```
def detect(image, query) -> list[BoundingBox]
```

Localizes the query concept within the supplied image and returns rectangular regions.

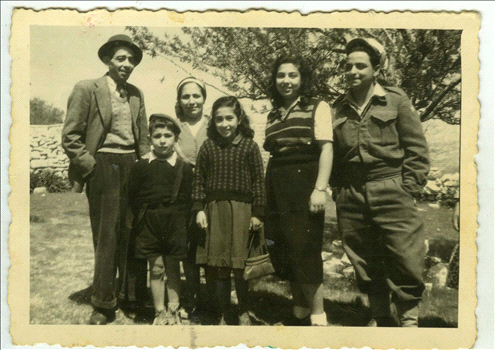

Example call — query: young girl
[192,96,266,325]
[264,55,333,326]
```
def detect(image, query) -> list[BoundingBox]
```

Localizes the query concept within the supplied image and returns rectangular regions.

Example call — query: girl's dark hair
[347,44,381,68]
[175,81,207,121]
[268,55,314,109]
[207,96,255,141]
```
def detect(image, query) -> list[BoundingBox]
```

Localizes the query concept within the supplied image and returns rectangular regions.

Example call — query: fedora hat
[98,34,143,65]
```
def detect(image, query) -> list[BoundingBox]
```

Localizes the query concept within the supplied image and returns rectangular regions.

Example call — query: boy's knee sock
[234,277,250,313]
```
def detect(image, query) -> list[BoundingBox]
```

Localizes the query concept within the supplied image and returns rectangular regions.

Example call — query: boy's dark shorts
[134,204,188,260]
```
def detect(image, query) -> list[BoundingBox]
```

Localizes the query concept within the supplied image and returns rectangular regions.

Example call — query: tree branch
[420,77,461,122]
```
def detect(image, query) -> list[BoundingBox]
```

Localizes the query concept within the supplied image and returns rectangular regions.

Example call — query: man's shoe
[367,316,398,327]
[283,313,311,326]
[89,308,115,325]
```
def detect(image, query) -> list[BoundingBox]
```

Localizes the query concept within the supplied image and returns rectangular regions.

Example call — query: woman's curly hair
[268,54,314,109]
[207,96,255,142]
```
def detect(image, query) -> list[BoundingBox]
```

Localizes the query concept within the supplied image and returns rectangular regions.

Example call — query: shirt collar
[278,97,301,117]
[344,83,387,107]
[106,74,127,92]
[269,97,301,122]
[231,133,243,145]
[147,150,177,166]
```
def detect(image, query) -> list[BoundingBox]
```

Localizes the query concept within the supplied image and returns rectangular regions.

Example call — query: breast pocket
[369,110,398,145]
[333,117,358,150]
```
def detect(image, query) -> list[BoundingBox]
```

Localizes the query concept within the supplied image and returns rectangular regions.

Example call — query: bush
[30,170,72,193]
[30,97,64,125]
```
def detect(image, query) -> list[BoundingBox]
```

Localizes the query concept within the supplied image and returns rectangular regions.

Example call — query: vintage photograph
[8,7,480,349]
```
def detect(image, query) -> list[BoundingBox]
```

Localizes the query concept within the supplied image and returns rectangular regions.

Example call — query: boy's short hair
[149,114,181,136]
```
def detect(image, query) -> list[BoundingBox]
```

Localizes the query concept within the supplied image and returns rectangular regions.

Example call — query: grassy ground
[30,192,458,326]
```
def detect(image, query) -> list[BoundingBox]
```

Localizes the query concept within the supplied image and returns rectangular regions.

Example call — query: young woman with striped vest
[264,55,333,326]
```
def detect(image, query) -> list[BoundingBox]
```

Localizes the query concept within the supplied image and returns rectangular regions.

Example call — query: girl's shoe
[153,310,179,325]
[153,310,169,325]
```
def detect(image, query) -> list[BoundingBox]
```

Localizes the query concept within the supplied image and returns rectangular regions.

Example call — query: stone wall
[30,124,69,179]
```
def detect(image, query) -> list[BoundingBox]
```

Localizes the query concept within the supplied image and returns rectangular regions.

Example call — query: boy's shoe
[238,311,252,326]
[89,308,115,325]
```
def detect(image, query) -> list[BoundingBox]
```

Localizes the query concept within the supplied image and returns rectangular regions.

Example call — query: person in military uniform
[331,38,430,327]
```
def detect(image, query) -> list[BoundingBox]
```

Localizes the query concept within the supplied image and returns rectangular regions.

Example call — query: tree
[126,27,461,124]
[30,97,64,124]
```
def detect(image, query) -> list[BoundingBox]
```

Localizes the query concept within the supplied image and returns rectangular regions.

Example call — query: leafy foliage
[127,26,461,124]
[30,169,71,193]
[30,97,64,125]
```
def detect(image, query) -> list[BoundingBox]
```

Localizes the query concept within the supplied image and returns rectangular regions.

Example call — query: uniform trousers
[86,152,147,309]
[336,175,426,314]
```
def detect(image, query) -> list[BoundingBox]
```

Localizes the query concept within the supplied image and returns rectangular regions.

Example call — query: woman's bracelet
[314,187,327,192]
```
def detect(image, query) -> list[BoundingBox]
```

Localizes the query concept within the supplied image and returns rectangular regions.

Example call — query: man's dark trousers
[86,152,147,309]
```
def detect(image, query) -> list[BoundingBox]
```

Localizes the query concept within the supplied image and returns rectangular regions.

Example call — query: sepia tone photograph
[7,6,482,349]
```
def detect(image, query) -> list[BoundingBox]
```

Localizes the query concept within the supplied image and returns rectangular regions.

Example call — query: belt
[344,167,402,183]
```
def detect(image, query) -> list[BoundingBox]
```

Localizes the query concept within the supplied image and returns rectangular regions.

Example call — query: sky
[30,25,229,119]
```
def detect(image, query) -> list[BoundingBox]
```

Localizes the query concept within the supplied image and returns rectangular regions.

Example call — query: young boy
[128,114,193,325]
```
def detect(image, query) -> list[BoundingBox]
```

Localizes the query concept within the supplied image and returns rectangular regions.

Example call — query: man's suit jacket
[62,75,150,190]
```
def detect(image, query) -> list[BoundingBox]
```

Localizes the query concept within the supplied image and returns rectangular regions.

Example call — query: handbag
[243,228,275,281]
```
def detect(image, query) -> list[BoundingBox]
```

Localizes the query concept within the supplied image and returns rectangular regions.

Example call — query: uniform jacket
[62,75,150,189]
[331,85,430,197]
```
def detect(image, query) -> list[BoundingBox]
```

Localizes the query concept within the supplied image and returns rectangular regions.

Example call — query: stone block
[427,167,444,181]
[33,187,48,194]
[424,180,441,194]
[30,160,48,169]
[321,251,333,262]
[342,266,355,279]
[323,257,345,275]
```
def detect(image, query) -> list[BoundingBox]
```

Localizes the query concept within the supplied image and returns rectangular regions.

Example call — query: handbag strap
[247,228,268,258]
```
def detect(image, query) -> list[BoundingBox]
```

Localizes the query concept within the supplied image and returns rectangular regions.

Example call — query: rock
[31,151,41,159]
[425,263,448,288]
[33,187,47,194]
[424,180,441,194]
[30,160,48,169]
[440,173,459,184]
[341,253,352,267]
[428,203,440,209]
[443,180,459,188]
[321,251,333,262]
[424,255,443,269]
[330,240,344,257]
[427,167,444,180]
[342,266,355,279]
[323,257,345,274]
[326,272,344,280]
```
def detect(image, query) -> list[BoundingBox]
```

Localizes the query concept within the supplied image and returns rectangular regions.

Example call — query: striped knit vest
[263,99,320,156]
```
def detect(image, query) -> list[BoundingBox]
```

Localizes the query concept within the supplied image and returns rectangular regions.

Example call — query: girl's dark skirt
[134,204,188,260]
[265,156,324,284]
[196,200,252,269]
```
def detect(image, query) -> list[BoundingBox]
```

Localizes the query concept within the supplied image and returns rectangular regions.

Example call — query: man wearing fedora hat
[62,34,149,324]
